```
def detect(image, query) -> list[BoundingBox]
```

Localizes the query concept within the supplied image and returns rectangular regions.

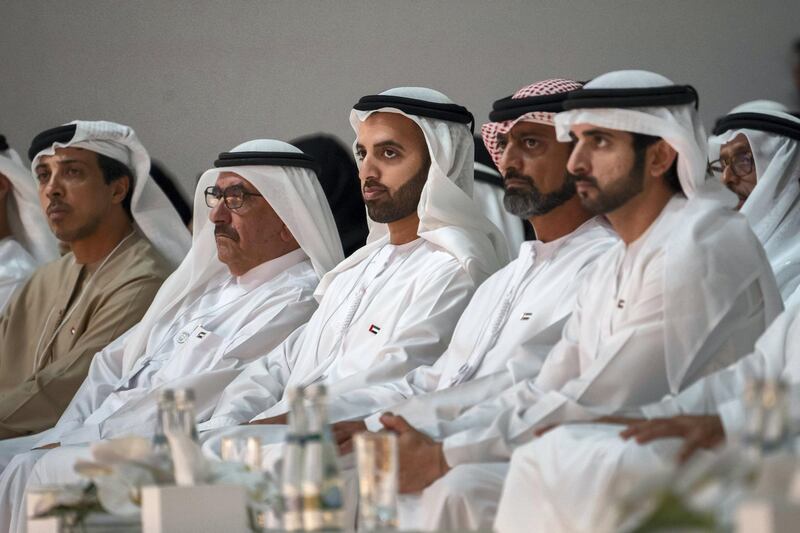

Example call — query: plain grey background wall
[2,0,799,198]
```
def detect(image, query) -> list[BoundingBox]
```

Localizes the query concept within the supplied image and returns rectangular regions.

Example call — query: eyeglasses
[707,152,754,179]
[204,185,262,211]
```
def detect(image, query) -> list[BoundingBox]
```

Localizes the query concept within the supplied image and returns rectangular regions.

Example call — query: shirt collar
[519,217,601,264]
[235,247,309,290]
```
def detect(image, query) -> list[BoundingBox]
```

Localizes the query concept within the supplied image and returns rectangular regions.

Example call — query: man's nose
[359,154,379,183]
[209,199,232,224]
[721,165,738,187]
[498,142,521,175]
[567,143,590,176]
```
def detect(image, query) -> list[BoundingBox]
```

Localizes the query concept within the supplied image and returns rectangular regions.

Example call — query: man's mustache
[46,200,71,214]
[569,174,599,187]
[503,169,534,187]
[214,225,239,242]
[363,178,388,192]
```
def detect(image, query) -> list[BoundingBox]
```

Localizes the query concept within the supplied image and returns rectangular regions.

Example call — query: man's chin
[50,225,81,243]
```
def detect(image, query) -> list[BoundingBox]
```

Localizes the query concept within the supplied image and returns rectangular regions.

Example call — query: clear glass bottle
[281,387,307,532]
[741,378,765,460]
[152,388,178,479]
[760,379,790,453]
[175,388,199,442]
[301,383,344,531]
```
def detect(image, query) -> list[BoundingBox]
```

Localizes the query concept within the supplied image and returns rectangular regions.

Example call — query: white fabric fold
[30,120,191,267]
[0,147,58,263]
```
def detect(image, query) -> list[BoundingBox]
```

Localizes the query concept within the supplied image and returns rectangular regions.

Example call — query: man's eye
[383,149,397,159]
[354,149,365,161]
[36,173,49,184]
[523,138,540,149]
[592,135,608,147]
[495,139,507,150]
[66,167,82,177]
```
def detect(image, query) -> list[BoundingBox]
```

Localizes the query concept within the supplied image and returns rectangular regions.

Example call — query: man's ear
[0,174,10,201]
[109,175,131,205]
[649,140,678,180]
[279,224,295,244]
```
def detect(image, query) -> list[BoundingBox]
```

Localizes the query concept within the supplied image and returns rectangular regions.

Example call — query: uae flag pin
[368,324,381,335]
[520,312,532,321]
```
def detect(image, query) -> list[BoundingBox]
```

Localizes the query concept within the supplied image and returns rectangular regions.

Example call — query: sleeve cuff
[641,397,682,419]
[364,413,383,432]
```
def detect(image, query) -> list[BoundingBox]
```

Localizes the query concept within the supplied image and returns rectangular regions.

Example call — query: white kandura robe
[495,297,800,533]
[399,195,781,531]
[335,218,618,430]
[198,238,478,456]
[0,238,36,312]
[0,250,319,532]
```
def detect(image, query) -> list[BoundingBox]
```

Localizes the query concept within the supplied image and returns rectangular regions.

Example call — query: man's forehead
[216,171,254,188]
[357,112,424,145]
[37,146,95,165]
[505,121,557,138]
[720,133,751,154]
[570,124,629,138]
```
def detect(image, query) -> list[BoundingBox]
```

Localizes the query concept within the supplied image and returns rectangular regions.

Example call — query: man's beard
[572,152,646,215]
[365,165,428,224]
[502,169,577,218]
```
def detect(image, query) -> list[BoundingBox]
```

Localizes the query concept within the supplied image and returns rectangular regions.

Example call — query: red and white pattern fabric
[481,79,582,167]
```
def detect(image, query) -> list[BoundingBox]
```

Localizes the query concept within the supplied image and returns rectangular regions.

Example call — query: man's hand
[33,442,60,450]
[380,413,449,494]
[331,420,367,454]
[246,413,288,425]
[619,415,725,463]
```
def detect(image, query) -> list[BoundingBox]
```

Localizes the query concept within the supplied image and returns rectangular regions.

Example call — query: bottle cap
[158,388,176,404]
[305,383,328,400]
[175,388,196,405]
[286,386,305,402]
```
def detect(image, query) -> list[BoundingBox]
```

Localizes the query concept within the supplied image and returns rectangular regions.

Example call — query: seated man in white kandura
[0,140,344,533]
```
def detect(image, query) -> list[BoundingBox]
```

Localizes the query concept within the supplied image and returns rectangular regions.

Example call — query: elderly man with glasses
[708,101,800,300]
[0,139,346,533]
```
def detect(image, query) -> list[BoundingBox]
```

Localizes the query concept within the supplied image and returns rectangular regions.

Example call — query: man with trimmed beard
[377,71,782,531]
[196,88,507,456]
[328,79,616,454]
